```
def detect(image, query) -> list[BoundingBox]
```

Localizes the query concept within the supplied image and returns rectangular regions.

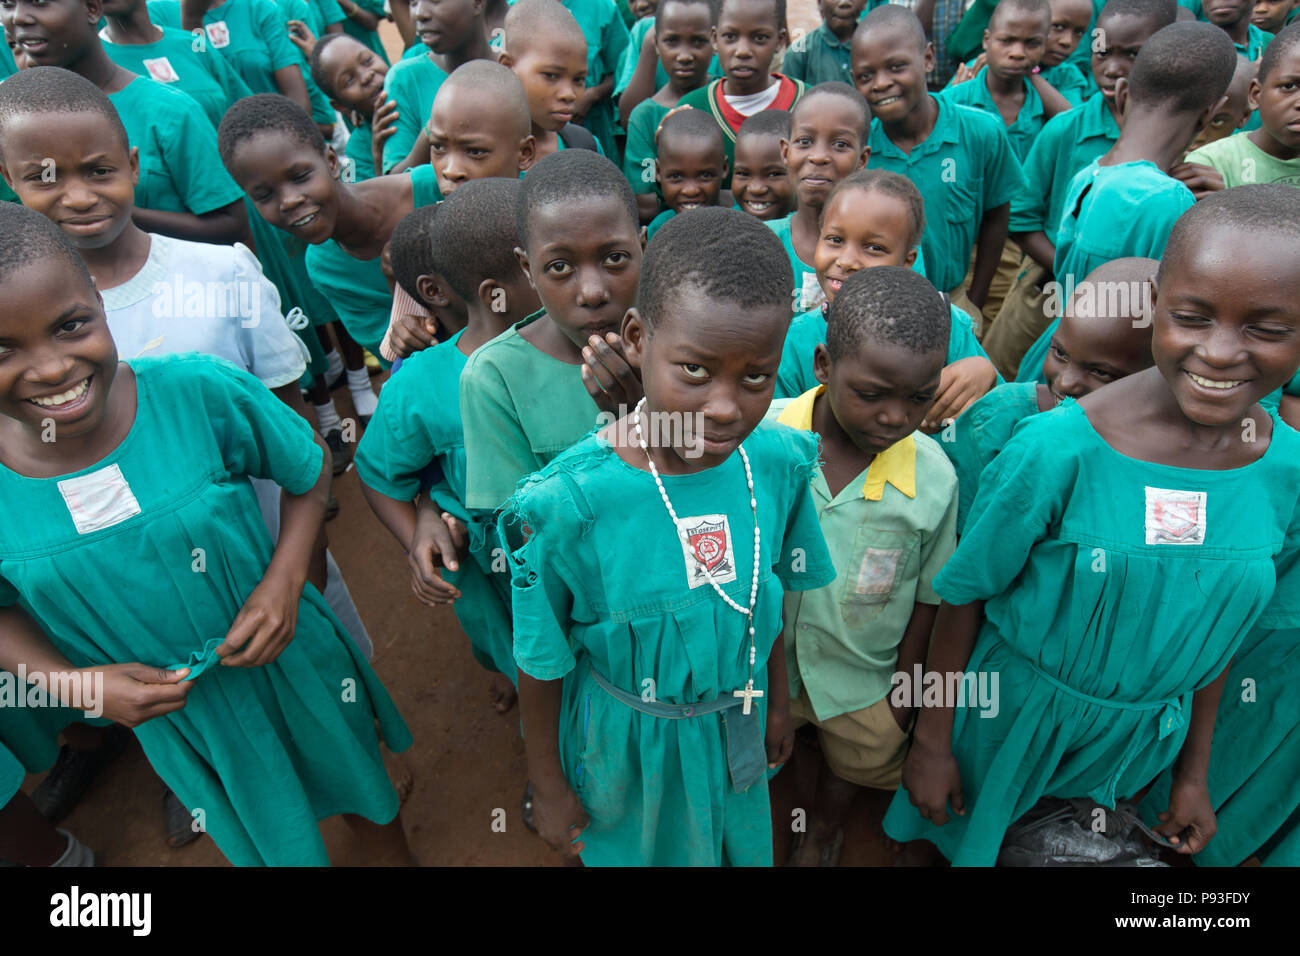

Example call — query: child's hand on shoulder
[1155,776,1217,855]
[951,54,986,86]
[371,92,399,172]
[218,571,303,668]
[765,699,794,768]
[900,734,965,825]
[581,332,644,415]
[407,505,467,606]
[923,356,997,432]
[1169,161,1226,200]
[92,664,194,727]
[287,19,316,57]
[532,780,590,857]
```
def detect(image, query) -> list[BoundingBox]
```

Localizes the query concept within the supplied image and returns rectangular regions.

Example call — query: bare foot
[382,746,414,805]
[489,674,518,714]
[788,822,844,867]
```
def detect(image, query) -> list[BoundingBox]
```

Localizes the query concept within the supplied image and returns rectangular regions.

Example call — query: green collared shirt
[939,66,1048,162]
[867,95,1027,293]
[770,388,959,721]
[781,22,853,86]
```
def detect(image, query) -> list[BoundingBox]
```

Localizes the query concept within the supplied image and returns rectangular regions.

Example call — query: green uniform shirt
[380,52,448,172]
[1053,159,1194,285]
[612,15,721,100]
[622,96,671,194]
[340,0,389,63]
[1241,23,1274,60]
[1010,91,1120,242]
[270,0,338,124]
[939,67,1047,162]
[150,0,299,95]
[0,354,411,866]
[343,119,377,181]
[771,387,957,720]
[1187,131,1300,187]
[1041,62,1088,107]
[107,76,246,216]
[562,0,631,157]
[460,310,606,511]
[883,401,1300,866]
[102,25,254,129]
[0,26,16,79]
[303,164,440,358]
[781,22,853,86]
[646,206,676,239]
[867,96,1027,294]
[502,419,835,865]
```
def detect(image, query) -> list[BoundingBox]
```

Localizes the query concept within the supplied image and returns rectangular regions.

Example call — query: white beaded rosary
[632,398,763,715]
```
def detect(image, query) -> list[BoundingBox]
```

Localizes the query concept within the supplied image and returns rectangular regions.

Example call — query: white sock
[347,367,378,418]
[315,400,341,434]
[324,348,344,382]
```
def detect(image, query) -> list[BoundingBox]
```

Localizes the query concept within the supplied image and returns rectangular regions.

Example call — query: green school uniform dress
[938,67,1047,163]
[882,401,1300,866]
[935,381,1043,534]
[344,118,377,181]
[561,0,631,158]
[1186,131,1300,187]
[150,0,298,94]
[678,75,805,184]
[1139,625,1300,867]
[303,164,441,359]
[102,25,254,129]
[0,355,412,865]
[867,96,1027,295]
[460,311,605,511]
[781,23,854,86]
[379,51,448,172]
[622,96,671,195]
[354,333,516,681]
[774,303,997,401]
[502,421,836,865]
[771,388,958,721]
[339,0,390,64]
[270,0,340,125]
[1010,91,1120,245]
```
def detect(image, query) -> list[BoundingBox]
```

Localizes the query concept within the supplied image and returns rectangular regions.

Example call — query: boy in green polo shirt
[1253,0,1299,33]
[782,0,867,86]
[985,0,1174,378]
[560,0,632,159]
[852,6,1027,328]
[1206,0,1275,57]
[771,266,957,868]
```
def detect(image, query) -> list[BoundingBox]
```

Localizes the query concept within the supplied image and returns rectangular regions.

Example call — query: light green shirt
[622,97,671,195]
[1186,131,1300,188]
[771,387,958,720]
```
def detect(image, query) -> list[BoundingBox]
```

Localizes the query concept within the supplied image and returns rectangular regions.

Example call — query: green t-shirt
[107,76,246,216]
[867,96,1027,294]
[380,51,449,172]
[1009,91,1120,243]
[1186,131,1300,187]
[1053,159,1194,286]
[460,311,606,511]
[622,96,671,195]
[645,206,676,239]
[939,67,1047,163]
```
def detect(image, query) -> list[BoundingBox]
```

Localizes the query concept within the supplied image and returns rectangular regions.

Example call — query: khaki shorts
[790,685,911,790]
[982,261,1053,380]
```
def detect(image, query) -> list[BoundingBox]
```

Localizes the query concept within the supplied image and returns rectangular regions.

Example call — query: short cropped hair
[822,168,926,250]
[1158,184,1300,283]
[793,82,872,140]
[827,266,950,361]
[438,60,531,140]
[1127,22,1236,113]
[718,0,786,32]
[0,66,128,164]
[218,93,325,169]
[516,149,638,248]
[308,32,350,95]
[656,106,725,154]
[736,108,791,142]
[989,0,1052,31]
[638,206,792,331]
[503,0,586,57]
[1097,0,1178,29]
[389,205,440,301]
[656,0,719,27]
[855,5,928,50]
[1259,21,1300,83]
[0,201,94,289]
[429,177,523,301]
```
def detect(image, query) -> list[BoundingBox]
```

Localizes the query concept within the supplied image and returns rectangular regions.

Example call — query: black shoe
[162,788,201,848]
[30,727,128,824]
[324,428,352,476]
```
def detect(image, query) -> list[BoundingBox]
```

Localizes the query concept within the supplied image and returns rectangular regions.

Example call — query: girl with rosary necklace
[503,208,835,866]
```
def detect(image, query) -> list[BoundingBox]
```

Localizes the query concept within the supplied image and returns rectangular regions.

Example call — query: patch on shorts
[1144,487,1206,546]
[855,547,903,595]
[678,514,737,589]
[58,464,142,535]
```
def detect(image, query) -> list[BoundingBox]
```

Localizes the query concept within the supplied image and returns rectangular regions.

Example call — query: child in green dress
[884,184,1300,866]
[0,203,413,866]
[644,107,727,239]
[507,207,835,865]
[357,181,540,713]
[309,31,391,181]
[730,110,794,220]
[772,266,958,868]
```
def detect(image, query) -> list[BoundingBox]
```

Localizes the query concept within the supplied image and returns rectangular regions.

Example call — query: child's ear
[904,247,918,269]
[923,41,936,75]
[1113,77,1129,117]
[621,308,647,369]
[417,273,451,308]
[1247,78,1262,113]
[517,133,538,173]
[856,143,870,170]
[129,146,140,187]
[497,50,514,69]
[779,137,790,164]
[776,27,788,53]
[513,246,539,292]
[982,29,990,51]
[477,277,503,314]
[639,225,648,248]
[813,343,832,387]
[325,144,343,181]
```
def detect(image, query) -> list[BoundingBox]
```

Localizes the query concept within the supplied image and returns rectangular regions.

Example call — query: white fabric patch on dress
[58,464,142,535]
[855,547,903,595]
[677,513,738,589]
[1144,487,1207,546]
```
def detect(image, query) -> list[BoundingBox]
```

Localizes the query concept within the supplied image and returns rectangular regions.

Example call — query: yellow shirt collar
[777,386,916,501]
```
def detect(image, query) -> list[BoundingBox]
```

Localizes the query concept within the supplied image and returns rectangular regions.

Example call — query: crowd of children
[0,0,1298,869]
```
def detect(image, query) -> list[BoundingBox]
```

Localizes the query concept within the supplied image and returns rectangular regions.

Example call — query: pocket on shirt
[839,528,918,609]
[944,176,983,226]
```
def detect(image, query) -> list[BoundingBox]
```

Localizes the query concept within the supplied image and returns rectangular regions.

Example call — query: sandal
[163,788,201,848]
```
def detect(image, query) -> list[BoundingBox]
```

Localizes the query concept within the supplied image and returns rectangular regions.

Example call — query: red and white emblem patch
[204,21,231,48]
[1145,487,1207,546]
[677,514,737,589]
[142,56,180,83]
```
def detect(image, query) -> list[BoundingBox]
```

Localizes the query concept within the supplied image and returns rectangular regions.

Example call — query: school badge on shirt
[677,514,737,589]
[204,21,231,48]
[1144,487,1207,546]
[58,464,142,535]
[142,57,180,83]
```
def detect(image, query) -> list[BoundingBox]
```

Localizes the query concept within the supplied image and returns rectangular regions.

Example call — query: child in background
[556,0,631,159]
[1188,53,1256,151]
[1206,0,1275,57]
[645,107,727,238]
[773,266,957,868]
[615,0,719,130]
[768,82,870,313]
[852,6,1026,327]
[731,109,794,219]
[782,0,866,86]
[1186,23,1300,184]
[941,257,1157,534]
[310,32,391,181]
[678,0,805,176]
[775,170,998,428]
[499,0,602,160]
[0,202,415,866]
[357,183,540,713]
[1037,0,1095,105]
[884,184,1300,867]
[507,207,835,866]
[269,0,342,137]
[1253,0,1298,33]
[989,0,1174,379]
[621,0,715,221]
[380,0,489,172]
